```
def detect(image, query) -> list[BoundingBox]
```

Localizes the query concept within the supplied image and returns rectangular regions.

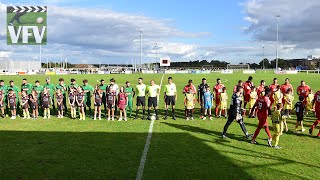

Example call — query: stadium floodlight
[275,15,280,71]
[140,31,142,68]
[262,45,265,69]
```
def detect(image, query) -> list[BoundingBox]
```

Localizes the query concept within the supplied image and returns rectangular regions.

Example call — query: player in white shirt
[108,78,119,116]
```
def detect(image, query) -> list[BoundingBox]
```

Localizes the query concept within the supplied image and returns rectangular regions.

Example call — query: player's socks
[215,107,219,116]
[252,127,262,140]
[71,110,74,118]
[89,108,92,116]
[74,109,77,118]
[83,113,86,120]
[239,119,249,136]
[155,109,158,117]
[142,109,145,119]
[47,109,51,118]
[147,109,151,117]
[172,108,175,117]
[165,109,168,117]
[135,109,139,118]
[265,127,272,139]
[44,110,47,118]
[26,111,30,119]
[23,111,26,119]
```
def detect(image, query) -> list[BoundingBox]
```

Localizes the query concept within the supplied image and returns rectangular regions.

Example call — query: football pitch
[0,72,319,179]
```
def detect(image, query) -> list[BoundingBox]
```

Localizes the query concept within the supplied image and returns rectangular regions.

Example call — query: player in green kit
[82,79,94,117]
[21,78,33,95]
[124,81,135,118]
[99,79,107,116]
[43,78,56,113]
[68,78,79,92]
[8,80,21,116]
[56,78,68,113]
[33,80,44,115]
[0,80,8,116]
[134,78,147,120]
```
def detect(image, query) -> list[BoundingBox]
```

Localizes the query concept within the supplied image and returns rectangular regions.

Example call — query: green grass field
[0,73,319,179]
[7,12,47,45]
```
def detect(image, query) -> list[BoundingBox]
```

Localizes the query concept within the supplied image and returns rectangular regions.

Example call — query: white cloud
[243,0,320,50]
[0,3,214,63]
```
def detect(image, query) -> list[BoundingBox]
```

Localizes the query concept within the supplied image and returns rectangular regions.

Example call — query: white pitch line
[136,73,164,180]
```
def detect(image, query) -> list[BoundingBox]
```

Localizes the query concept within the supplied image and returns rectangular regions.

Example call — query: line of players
[222,76,320,149]
[0,77,178,121]
[0,76,319,141]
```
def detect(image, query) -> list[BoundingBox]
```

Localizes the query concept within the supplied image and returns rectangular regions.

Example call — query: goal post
[227,64,250,70]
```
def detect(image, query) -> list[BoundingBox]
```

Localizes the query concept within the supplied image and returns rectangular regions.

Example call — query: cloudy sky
[1,0,320,64]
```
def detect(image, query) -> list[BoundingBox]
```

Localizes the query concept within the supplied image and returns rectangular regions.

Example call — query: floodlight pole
[140,31,142,69]
[275,15,280,71]
[262,45,265,69]
[155,43,158,70]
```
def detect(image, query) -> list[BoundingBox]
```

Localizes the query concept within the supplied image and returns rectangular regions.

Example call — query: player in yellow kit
[306,89,314,115]
[248,86,258,118]
[219,87,228,118]
[271,103,286,149]
[184,88,196,120]
[273,85,283,111]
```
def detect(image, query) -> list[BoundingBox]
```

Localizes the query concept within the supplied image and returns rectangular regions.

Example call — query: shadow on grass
[0,130,253,179]
[160,122,319,179]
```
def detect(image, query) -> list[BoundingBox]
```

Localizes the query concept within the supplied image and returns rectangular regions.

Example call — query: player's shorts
[219,102,227,109]
[248,102,255,109]
[165,96,175,106]
[244,94,250,103]
[204,102,212,109]
[77,103,84,107]
[107,103,115,109]
[316,112,320,120]
[257,118,269,128]
[42,103,50,109]
[0,103,3,108]
[58,105,64,111]
[186,106,194,110]
[136,96,146,106]
[215,98,221,106]
[118,104,126,110]
[22,104,28,109]
[270,97,275,105]
[148,97,158,108]
[10,106,16,110]
[296,114,304,122]
[31,103,38,110]
[94,102,102,107]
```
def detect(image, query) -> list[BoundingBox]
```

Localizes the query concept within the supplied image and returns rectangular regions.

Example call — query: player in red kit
[243,76,254,110]
[233,80,243,93]
[250,88,273,146]
[297,80,311,104]
[257,80,265,98]
[214,78,225,116]
[280,78,293,104]
[309,90,320,138]
[269,78,279,108]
